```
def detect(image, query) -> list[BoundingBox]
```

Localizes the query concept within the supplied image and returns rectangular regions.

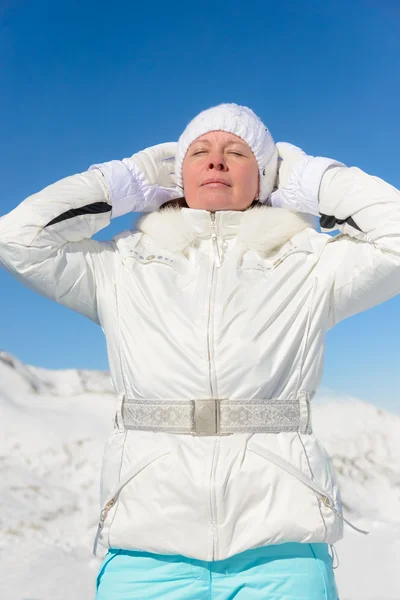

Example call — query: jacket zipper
[208,212,221,560]
[210,212,222,268]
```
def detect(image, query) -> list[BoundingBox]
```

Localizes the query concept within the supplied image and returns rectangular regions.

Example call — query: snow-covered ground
[312,392,400,599]
[0,350,399,600]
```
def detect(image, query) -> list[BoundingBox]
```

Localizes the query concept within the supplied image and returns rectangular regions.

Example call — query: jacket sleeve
[0,168,129,324]
[317,165,400,328]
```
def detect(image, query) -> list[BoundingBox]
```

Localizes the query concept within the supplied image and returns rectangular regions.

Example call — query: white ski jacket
[1,159,399,561]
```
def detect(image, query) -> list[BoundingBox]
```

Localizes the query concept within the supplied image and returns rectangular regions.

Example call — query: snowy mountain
[0,350,399,600]
[312,390,400,524]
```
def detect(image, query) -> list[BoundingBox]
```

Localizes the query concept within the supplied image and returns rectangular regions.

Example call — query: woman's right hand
[90,142,182,216]
[125,142,181,205]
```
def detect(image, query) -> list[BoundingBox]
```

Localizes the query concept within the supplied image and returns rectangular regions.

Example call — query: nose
[207,151,228,171]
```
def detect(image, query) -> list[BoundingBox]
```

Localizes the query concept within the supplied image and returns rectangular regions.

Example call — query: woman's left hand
[267,142,344,217]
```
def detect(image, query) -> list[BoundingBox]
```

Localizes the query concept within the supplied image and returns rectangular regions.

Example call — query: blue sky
[1,0,399,412]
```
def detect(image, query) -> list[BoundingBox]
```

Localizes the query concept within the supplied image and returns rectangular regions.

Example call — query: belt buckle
[192,399,220,435]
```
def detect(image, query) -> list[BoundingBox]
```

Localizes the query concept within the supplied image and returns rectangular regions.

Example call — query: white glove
[90,142,181,217]
[267,142,344,216]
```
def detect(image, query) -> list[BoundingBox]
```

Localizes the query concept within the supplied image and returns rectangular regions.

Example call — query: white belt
[121,397,309,436]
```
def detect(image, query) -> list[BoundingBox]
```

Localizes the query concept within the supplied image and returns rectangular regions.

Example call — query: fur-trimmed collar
[136,205,317,258]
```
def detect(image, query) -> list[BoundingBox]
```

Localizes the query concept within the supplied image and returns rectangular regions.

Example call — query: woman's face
[182,131,259,211]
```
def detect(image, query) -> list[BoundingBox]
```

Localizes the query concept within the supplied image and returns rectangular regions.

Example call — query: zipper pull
[93,497,116,556]
[320,495,369,536]
[210,213,222,268]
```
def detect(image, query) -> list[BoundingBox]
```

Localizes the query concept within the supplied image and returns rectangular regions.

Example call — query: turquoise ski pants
[96,542,339,599]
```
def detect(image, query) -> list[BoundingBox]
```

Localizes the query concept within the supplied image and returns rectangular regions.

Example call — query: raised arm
[318,165,400,327]
[0,143,178,323]
[269,142,400,328]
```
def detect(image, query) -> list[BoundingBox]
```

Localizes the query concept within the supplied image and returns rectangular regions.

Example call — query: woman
[1,103,399,599]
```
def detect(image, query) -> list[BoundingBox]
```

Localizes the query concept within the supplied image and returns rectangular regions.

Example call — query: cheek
[236,165,259,192]
[182,162,189,185]
[182,162,197,191]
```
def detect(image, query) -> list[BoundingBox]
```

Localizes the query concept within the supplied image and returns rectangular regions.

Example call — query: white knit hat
[175,103,278,201]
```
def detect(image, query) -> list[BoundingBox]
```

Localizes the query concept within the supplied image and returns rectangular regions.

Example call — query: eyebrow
[192,139,248,148]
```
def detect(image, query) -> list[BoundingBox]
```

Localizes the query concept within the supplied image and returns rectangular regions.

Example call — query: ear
[254,172,261,200]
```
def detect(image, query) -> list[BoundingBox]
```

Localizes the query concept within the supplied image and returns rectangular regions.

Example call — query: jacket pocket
[247,435,368,540]
[248,439,335,507]
[246,435,335,541]
[94,433,172,555]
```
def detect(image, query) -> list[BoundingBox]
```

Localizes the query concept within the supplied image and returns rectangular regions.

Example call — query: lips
[201,178,231,186]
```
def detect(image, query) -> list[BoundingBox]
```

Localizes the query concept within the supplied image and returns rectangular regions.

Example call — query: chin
[187,193,251,212]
